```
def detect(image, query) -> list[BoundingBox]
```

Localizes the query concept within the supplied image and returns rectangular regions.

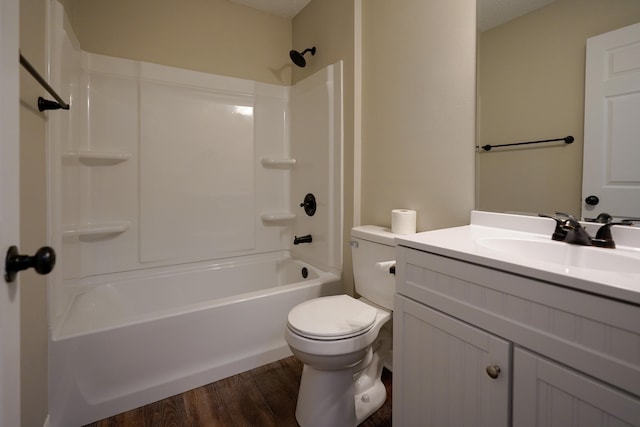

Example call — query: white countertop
[395,211,640,305]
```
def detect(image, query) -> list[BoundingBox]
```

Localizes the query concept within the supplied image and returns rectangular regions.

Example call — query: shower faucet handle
[300,193,316,216]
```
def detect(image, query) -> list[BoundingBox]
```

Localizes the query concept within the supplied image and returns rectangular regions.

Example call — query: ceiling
[477,0,556,31]
[228,0,557,31]
[228,0,312,18]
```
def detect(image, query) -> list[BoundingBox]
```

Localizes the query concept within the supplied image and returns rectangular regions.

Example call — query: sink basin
[477,237,640,274]
[395,211,640,303]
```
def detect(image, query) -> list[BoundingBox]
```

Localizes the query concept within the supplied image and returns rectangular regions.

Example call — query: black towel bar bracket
[478,135,573,152]
[19,52,70,111]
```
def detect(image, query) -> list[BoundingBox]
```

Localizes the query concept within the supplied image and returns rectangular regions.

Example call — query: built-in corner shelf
[260,157,296,169]
[63,150,131,166]
[260,212,296,223]
[62,221,130,239]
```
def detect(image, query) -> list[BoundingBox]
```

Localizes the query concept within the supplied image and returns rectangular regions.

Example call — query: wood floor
[85,356,392,427]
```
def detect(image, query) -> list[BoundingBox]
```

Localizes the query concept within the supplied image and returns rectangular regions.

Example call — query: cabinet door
[393,295,511,427]
[514,347,640,427]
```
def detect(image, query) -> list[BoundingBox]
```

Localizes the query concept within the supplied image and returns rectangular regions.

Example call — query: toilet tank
[351,226,399,310]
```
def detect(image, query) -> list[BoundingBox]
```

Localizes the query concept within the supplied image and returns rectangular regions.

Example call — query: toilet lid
[287,295,378,340]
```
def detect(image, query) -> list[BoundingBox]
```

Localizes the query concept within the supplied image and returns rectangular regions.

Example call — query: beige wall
[25,3,476,421]
[19,0,49,425]
[477,0,640,217]
[361,0,476,232]
[64,0,292,85]
[292,0,356,293]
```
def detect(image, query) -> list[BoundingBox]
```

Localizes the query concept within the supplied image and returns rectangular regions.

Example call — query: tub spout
[294,235,312,245]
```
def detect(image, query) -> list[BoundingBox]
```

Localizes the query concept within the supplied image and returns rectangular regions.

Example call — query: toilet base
[295,367,388,427]
[296,322,392,427]
[295,365,357,427]
[354,342,388,422]
[295,345,388,427]
[355,378,386,423]
[295,366,388,427]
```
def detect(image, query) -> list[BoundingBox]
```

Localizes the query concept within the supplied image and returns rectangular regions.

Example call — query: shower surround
[46,2,343,425]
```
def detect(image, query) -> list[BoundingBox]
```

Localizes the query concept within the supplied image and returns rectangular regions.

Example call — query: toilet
[285,225,398,427]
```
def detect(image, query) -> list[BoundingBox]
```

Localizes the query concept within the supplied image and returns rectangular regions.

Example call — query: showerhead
[289,47,316,68]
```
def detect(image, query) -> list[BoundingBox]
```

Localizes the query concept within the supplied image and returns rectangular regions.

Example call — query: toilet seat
[287,295,378,340]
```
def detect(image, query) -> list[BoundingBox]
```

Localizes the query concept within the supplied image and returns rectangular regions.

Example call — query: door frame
[0,0,22,425]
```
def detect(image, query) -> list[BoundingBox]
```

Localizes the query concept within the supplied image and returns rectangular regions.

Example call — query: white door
[582,23,640,220]
[0,0,21,426]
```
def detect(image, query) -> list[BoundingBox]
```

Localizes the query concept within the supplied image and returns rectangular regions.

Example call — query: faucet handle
[595,212,613,224]
[592,221,634,249]
[554,212,583,228]
[539,213,568,241]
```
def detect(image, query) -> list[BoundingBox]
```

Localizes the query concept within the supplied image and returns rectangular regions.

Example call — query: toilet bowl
[285,226,399,427]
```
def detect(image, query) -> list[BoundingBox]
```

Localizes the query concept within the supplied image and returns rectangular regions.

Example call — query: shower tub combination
[49,253,342,427]
[46,3,344,426]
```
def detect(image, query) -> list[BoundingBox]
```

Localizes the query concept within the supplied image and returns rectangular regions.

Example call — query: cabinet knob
[486,365,501,379]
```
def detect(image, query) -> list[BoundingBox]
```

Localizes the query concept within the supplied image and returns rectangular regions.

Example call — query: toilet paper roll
[391,209,417,234]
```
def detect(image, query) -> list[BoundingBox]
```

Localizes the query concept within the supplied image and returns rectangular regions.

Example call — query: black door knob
[5,246,56,283]
[585,195,600,206]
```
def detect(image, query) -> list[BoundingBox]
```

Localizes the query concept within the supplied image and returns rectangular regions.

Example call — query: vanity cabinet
[393,245,640,427]
[513,348,640,427]
[394,295,510,426]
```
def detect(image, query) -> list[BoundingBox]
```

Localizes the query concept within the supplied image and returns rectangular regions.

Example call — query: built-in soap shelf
[63,150,131,166]
[260,157,296,169]
[62,221,130,239]
[260,212,296,223]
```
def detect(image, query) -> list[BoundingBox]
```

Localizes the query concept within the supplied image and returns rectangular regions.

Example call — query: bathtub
[48,252,342,427]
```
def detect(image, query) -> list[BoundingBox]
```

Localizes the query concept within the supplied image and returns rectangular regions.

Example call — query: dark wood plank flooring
[85,356,392,427]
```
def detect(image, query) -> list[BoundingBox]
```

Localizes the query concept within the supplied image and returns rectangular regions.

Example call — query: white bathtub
[48,252,342,427]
